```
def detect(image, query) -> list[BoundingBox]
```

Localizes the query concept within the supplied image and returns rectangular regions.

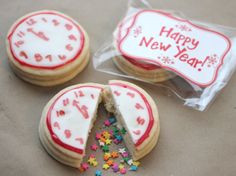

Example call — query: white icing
[109,83,150,144]
[49,86,102,151]
[9,12,84,68]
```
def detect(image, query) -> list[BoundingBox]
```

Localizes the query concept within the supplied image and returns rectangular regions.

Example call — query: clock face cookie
[39,81,160,168]
[6,10,90,86]
[113,12,175,82]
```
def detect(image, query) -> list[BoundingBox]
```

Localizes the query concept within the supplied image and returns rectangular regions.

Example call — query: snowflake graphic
[133,26,142,38]
[207,54,218,67]
[162,56,170,64]
[160,56,175,65]
[175,24,192,32]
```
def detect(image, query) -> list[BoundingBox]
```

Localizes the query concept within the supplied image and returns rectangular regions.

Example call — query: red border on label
[118,10,232,87]
[46,85,103,154]
[109,82,154,147]
[7,11,85,70]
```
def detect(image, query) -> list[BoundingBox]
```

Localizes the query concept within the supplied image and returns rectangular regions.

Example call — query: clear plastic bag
[93,0,236,111]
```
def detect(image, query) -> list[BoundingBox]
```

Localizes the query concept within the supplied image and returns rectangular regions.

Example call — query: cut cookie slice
[6,10,89,86]
[39,83,104,168]
[103,80,160,160]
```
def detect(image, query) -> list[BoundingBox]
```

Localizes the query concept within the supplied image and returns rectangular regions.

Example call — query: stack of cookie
[6,10,90,86]
[113,12,175,82]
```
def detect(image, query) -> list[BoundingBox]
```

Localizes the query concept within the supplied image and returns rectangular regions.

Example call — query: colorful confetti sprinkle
[111,151,119,158]
[120,167,127,174]
[82,114,141,175]
[81,163,89,170]
[112,163,119,172]
[90,144,99,151]
[129,165,138,171]
[102,163,110,170]
[102,145,109,152]
[103,152,111,161]
[95,170,102,176]
[106,159,114,166]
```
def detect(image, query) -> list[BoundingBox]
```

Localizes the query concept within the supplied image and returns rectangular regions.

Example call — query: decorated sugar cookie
[6,10,90,86]
[39,81,159,168]
[113,13,175,82]
[103,80,160,160]
[39,83,104,167]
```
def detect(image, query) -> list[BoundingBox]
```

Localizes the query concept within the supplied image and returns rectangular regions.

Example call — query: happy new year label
[118,10,231,87]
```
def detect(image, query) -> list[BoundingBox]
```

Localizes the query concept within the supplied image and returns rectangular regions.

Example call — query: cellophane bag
[93,0,236,111]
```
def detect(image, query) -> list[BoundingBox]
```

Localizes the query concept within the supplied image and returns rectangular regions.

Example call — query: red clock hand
[72,100,89,119]
[27,28,49,41]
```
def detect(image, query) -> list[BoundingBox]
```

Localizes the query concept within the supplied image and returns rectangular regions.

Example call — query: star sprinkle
[103,153,111,161]
[127,159,133,166]
[88,157,98,167]
[95,133,101,140]
[118,148,126,154]
[102,145,109,152]
[132,161,141,167]
[106,159,114,166]
[112,127,119,135]
[92,161,98,167]
[123,157,129,163]
[120,127,127,135]
[88,157,96,165]
[100,137,106,143]
[104,120,111,127]
[102,163,110,170]
[95,170,102,176]
[112,163,119,173]
[120,168,127,174]
[90,144,98,151]
[121,152,129,158]
[111,151,119,158]
[115,135,123,142]
[80,163,89,171]
[102,131,111,139]
[105,139,112,145]
[108,116,117,124]
[99,141,105,147]
[79,167,85,173]
[129,165,138,171]
[119,164,125,169]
